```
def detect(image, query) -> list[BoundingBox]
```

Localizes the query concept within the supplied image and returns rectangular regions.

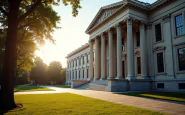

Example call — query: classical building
[66,0,185,92]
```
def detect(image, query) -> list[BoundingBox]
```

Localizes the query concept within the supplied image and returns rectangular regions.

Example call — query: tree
[0,0,81,110]
[60,68,66,84]
[47,61,62,85]
[30,57,47,85]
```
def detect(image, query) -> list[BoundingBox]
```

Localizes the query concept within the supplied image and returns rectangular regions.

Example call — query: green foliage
[6,93,167,115]
[61,68,66,84]
[30,57,48,84]
[47,61,62,84]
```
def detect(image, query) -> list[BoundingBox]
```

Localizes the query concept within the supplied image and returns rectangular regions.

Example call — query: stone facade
[66,0,185,92]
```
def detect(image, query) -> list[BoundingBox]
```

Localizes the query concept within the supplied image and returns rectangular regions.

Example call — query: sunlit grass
[121,92,185,102]
[14,85,53,92]
[5,93,167,115]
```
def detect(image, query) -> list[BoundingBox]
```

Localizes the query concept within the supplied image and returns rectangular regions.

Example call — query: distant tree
[16,72,29,85]
[60,68,66,84]
[30,57,47,85]
[47,61,62,85]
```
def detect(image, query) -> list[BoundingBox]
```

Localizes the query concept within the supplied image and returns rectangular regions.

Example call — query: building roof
[66,43,90,58]
[85,0,173,34]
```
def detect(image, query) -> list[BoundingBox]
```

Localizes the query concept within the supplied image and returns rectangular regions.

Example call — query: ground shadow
[14,84,45,92]
[116,91,185,104]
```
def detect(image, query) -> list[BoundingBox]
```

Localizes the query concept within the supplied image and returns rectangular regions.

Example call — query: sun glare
[35,41,60,65]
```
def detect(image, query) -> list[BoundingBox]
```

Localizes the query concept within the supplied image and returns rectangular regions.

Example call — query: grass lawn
[121,91,185,103]
[5,93,167,115]
[14,85,53,92]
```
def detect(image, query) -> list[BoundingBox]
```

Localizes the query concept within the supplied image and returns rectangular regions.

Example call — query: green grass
[5,93,167,115]
[121,91,185,103]
[14,85,53,92]
[50,85,71,88]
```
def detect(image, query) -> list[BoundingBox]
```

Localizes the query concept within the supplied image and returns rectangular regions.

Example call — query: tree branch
[18,0,42,23]
[0,7,8,16]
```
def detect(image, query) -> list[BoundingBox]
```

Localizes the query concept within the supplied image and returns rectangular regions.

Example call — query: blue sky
[35,0,157,67]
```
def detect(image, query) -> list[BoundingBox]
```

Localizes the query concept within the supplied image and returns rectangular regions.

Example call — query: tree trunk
[0,0,21,111]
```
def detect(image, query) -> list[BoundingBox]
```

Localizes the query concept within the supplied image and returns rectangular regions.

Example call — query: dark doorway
[122,61,125,78]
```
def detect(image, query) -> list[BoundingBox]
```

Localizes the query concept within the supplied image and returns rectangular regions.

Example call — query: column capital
[100,32,105,37]
[126,16,134,25]
[115,23,123,29]
[108,28,113,34]
[146,22,152,29]
[162,14,171,23]
[140,22,145,29]
[88,39,94,44]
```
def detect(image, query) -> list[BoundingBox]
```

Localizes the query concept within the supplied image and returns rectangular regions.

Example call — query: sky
[35,0,156,67]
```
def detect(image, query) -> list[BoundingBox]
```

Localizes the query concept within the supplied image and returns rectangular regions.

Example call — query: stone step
[87,83,107,91]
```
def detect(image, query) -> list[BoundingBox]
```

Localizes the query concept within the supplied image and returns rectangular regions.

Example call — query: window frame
[175,14,185,36]
[155,51,166,75]
[154,23,163,43]
[136,31,140,48]
[136,56,141,75]
[172,11,185,38]
[175,44,185,73]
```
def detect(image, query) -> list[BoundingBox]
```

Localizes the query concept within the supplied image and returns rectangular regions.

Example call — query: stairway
[75,80,108,91]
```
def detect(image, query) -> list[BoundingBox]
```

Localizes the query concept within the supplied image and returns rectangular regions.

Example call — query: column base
[107,76,114,80]
[100,77,106,80]
[94,78,100,81]
[115,76,124,80]
[126,76,136,80]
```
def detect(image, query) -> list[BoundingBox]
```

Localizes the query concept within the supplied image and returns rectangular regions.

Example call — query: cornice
[85,0,174,34]
[66,43,90,58]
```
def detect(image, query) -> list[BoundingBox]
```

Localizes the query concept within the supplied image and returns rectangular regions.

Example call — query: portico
[88,17,148,81]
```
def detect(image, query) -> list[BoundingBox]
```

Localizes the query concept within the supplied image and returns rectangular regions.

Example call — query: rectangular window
[179,83,185,89]
[157,83,164,89]
[87,55,89,63]
[175,14,184,36]
[136,32,140,47]
[83,56,85,64]
[122,38,125,51]
[155,24,162,42]
[87,69,88,78]
[79,58,81,66]
[157,52,164,73]
[83,69,84,78]
[137,57,141,74]
[177,47,185,71]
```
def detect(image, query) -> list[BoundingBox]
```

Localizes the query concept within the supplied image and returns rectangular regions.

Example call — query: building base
[107,79,152,92]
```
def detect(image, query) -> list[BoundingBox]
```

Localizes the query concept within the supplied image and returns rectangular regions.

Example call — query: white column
[127,17,135,79]
[115,23,123,79]
[71,71,73,80]
[77,58,79,80]
[89,40,94,80]
[81,56,83,79]
[140,23,147,78]
[94,37,100,80]
[100,33,106,80]
[108,29,114,79]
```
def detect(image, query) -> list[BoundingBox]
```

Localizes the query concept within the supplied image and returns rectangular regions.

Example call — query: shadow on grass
[14,84,49,92]
[118,91,185,104]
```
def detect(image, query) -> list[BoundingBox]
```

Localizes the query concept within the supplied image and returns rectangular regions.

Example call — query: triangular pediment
[86,1,125,33]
